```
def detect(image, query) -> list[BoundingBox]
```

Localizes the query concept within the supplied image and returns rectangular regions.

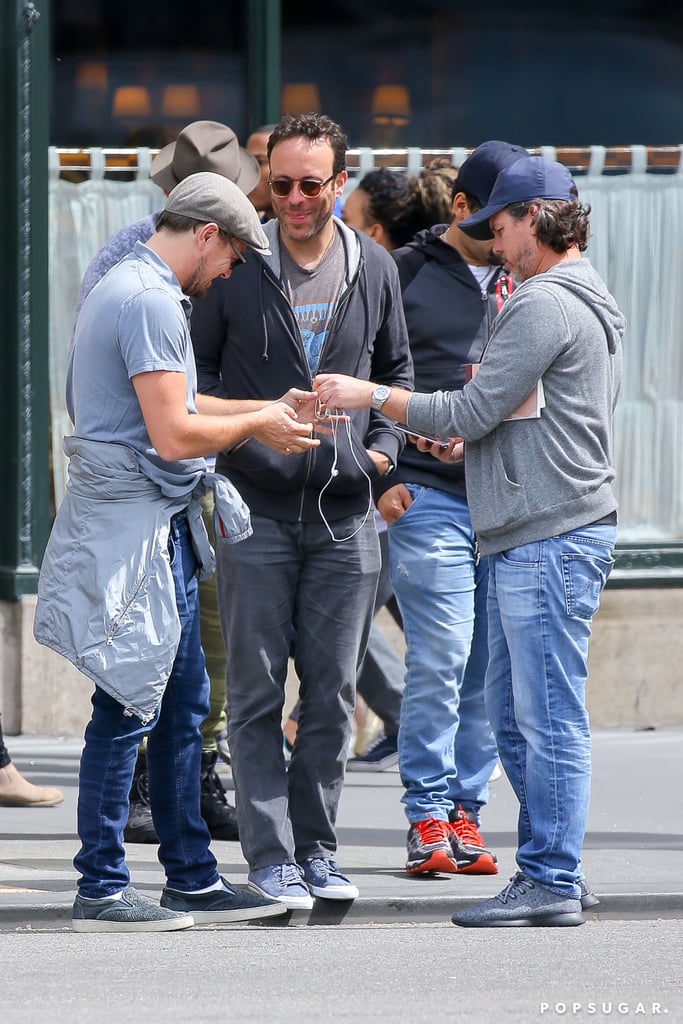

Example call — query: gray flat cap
[165,171,270,255]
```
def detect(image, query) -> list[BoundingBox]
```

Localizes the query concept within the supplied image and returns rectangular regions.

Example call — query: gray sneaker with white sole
[451,872,585,928]
[72,886,194,933]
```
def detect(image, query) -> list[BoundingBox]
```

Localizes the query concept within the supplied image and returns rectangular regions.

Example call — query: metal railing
[51,144,683,180]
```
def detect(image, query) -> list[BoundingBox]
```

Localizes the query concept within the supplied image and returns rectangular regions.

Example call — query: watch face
[373,385,391,406]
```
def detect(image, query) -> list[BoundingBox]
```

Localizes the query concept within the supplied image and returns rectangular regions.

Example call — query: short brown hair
[267,113,348,175]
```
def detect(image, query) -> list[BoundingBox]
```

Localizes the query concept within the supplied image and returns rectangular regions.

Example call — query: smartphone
[396,425,450,449]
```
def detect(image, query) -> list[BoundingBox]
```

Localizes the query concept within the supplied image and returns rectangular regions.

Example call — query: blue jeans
[217,513,380,869]
[485,525,617,898]
[74,514,218,898]
[388,486,497,823]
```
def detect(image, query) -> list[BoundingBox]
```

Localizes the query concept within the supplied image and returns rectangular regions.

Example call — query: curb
[2,892,683,930]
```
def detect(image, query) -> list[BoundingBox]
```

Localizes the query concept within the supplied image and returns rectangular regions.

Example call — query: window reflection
[52,2,683,148]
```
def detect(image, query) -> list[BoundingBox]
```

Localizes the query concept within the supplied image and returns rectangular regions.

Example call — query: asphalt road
[2,919,682,1024]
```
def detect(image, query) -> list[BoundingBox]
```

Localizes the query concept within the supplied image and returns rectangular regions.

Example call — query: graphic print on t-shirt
[293,298,339,375]
[280,225,346,376]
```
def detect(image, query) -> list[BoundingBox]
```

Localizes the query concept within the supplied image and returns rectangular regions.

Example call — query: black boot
[200,750,239,841]
[123,751,159,844]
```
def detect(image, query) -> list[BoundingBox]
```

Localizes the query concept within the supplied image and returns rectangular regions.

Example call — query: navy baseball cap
[459,156,579,240]
[454,140,529,208]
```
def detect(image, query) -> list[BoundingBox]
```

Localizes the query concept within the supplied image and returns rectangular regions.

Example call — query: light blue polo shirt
[67,241,205,497]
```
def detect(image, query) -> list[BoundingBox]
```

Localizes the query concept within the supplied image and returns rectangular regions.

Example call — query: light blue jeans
[485,524,617,898]
[388,486,497,824]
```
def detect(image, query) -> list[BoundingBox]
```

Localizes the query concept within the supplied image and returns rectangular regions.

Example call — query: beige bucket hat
[150,120,260,195]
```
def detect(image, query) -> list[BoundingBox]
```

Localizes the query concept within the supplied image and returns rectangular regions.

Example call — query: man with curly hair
[191,113,413,908]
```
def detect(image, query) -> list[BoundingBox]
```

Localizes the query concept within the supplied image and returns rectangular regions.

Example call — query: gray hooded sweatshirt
[405,257,625,556]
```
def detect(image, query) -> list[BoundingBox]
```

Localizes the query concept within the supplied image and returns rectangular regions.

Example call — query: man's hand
[279,388,319,422]
[377,484,412,524]
[314,372,411,423]
[313,373,374,410]
[366,450,391,476]
[133,370,320,461]
[414,436,464,463]
[252,402,320,455]
[279,388,348,437]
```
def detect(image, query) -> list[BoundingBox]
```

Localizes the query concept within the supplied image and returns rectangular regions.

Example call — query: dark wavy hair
[355,168,412,245]
[356,158,458,249]
[267,113,348,175]
[506,198,591,253]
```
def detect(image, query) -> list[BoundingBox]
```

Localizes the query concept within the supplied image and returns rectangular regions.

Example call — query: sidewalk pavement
[1,727,682,929]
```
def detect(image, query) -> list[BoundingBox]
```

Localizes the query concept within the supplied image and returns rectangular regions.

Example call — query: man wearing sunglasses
[191,113,413,909]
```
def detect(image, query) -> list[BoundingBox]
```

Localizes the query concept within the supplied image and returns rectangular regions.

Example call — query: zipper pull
[474,537,481,567]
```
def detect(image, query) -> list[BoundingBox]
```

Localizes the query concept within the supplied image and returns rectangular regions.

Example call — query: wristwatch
[371,384,392,411]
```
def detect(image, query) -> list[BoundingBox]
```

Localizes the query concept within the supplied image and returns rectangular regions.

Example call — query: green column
[247,0,281,129]
[0,0,51,600]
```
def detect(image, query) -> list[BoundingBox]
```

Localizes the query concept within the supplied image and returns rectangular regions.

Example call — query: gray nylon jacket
[34,436,251,723]
[405,258,625,556]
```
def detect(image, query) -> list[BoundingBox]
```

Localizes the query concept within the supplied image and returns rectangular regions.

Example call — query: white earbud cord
[317,412,374,543]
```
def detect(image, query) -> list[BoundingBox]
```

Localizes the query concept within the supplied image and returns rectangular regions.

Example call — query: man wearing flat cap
[75,119,260,849]
[35,172,320,932]
[314,155,625,928]
[76,120,260,315]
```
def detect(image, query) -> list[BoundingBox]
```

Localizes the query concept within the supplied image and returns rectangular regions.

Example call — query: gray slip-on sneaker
[451,872,585,928]
[72,886,194,933]
[579,878,600,909]
[160,876,287,923]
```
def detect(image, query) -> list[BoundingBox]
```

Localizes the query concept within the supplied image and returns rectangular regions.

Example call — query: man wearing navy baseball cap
[314,154,626,927]
[452,139,530,208]
[366,140,526,882]
[459,154,580,242]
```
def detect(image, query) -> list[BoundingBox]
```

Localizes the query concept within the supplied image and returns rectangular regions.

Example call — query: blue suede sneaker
[160,875,287,923]
[298,857,360,900]
[247,863,314,910]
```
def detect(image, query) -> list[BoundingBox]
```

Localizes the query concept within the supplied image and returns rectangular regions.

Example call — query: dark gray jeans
[216,512,380,869]
[289,526,404,734]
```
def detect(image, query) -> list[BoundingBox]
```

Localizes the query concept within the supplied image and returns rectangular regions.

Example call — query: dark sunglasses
[268,173,336,198]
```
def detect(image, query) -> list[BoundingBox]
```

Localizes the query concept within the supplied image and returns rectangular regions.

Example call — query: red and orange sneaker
[447,805,498,874]
[406,817,459,874]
